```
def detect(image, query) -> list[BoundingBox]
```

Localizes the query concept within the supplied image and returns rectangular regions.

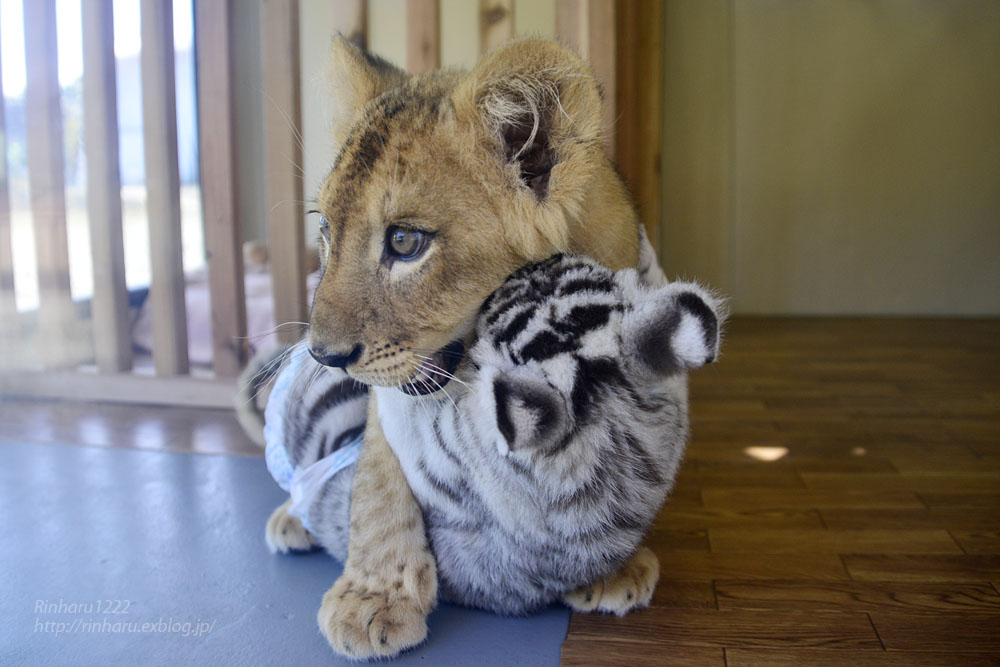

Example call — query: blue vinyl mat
[0,441,569,666]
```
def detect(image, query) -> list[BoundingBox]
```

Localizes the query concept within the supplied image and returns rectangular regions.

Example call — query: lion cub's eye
[386,226,430,261]
[318,216,330,239]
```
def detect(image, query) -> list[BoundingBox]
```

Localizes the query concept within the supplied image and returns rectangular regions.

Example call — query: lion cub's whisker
[410,355,471,390]
[406,359,460,411]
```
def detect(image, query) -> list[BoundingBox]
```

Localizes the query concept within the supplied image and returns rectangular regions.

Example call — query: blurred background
[3,4,997,662]
[0,0,997,400]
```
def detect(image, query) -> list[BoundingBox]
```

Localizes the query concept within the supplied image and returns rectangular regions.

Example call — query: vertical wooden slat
[82,0,132,373]
[332,0,367,49]
[23,0,76,367]
[587,0,616,157]
[260,0,306,343]
[556,0,616,156]
[615,0,663,249]
[480,0,514,54]
[555,0,585,54]
[406,0,440,74]
[195,0,247,376]
[141,0,189,375]
[0,22,18,347]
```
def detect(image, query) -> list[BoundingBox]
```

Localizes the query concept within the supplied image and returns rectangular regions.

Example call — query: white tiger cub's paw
[563,546,660,616]
[265,499,316,554]
[317,550,437,659]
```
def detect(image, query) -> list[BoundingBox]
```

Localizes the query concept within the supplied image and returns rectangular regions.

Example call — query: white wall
[662,0,1000,315]
[242,0,999,315]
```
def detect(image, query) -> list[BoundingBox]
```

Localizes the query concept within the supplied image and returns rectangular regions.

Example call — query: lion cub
[281,37,660,658]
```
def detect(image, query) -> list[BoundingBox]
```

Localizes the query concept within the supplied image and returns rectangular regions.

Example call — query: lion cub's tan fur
[302,37,653,658]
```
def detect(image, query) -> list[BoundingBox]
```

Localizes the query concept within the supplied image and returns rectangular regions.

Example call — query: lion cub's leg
[317,394,437,659]
[265,499,316,554]
[562,546,659,616]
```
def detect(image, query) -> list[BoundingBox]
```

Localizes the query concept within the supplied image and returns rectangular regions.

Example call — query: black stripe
[416,457,463,505]
[520,329,575,362]
[570,356,627,421]
[618,428,664,485]
[543,427,576,458]
[623,382,671,413]
[637,308,681,375]
[552,471,606,511]
[483,284,531,326]
[493,380,517,448]
[431,414,463,467]
[494,306,535,346]
[307,378,368,424]
[323,423,366,458]
[556,276,614,298]
[505,453,533,477]
[677,291,718,362]
[561,303,613,334]
[298,379,369,459]
[610,510,645,531]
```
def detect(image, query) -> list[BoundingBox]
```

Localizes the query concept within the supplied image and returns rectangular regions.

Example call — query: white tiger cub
[255,254,723,615]
[376,254,721,613]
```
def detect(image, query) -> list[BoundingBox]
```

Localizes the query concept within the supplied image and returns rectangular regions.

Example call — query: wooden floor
[562,317,1000,666]
[2,317,998,665]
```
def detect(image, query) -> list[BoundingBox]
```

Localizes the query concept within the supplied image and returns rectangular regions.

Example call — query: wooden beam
[659,0,730,286]
[23,0,78,367]
[332,0,367,50]
[406,0,440,74]
[260,0,307,344]
[141,0,189,375]
[615,0,663,248]
[480,0,514,54]
[195,0,247,376]
[0,21,17,347]
[555,0,583,52]
[0,371,236,409]
[556,0,616,156]
[82,0,132,373]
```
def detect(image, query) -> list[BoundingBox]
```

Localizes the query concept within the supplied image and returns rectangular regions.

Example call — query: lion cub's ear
[452,39,604,206]
[328,35,409,149]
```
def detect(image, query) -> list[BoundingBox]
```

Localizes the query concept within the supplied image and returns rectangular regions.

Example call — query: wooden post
[0,21,17,355]
[141,0,190,375]
[615,0,663,250]
[332,0,367,49]
[480,0,514,54]
[556,0,616,156]
[260,0,306,343]
[406,0,439,74]
[196,0,248,376]
[82,0,132,373]
[23,0,78,367]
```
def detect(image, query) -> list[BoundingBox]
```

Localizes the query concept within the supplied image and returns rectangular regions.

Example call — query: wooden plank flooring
[561,316,1000,665]
[1,317,998,664]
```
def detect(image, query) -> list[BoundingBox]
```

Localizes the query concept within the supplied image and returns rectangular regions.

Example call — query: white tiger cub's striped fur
[377,255,721,613]
[254,254,722,615]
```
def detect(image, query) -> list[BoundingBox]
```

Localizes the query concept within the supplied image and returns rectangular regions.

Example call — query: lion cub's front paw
[563,546,659,616]
[317,553,437,659]
[265,500,316,554]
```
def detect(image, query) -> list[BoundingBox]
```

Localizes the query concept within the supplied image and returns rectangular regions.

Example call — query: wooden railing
[0,0,660,408]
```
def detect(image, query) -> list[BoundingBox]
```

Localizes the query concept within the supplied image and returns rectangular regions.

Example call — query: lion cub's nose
[309,344,363,369]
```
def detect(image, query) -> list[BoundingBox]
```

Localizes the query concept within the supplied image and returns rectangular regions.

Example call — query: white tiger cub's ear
[626,282,726,374]
[491,373,572,457]
[328,36,409,149]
